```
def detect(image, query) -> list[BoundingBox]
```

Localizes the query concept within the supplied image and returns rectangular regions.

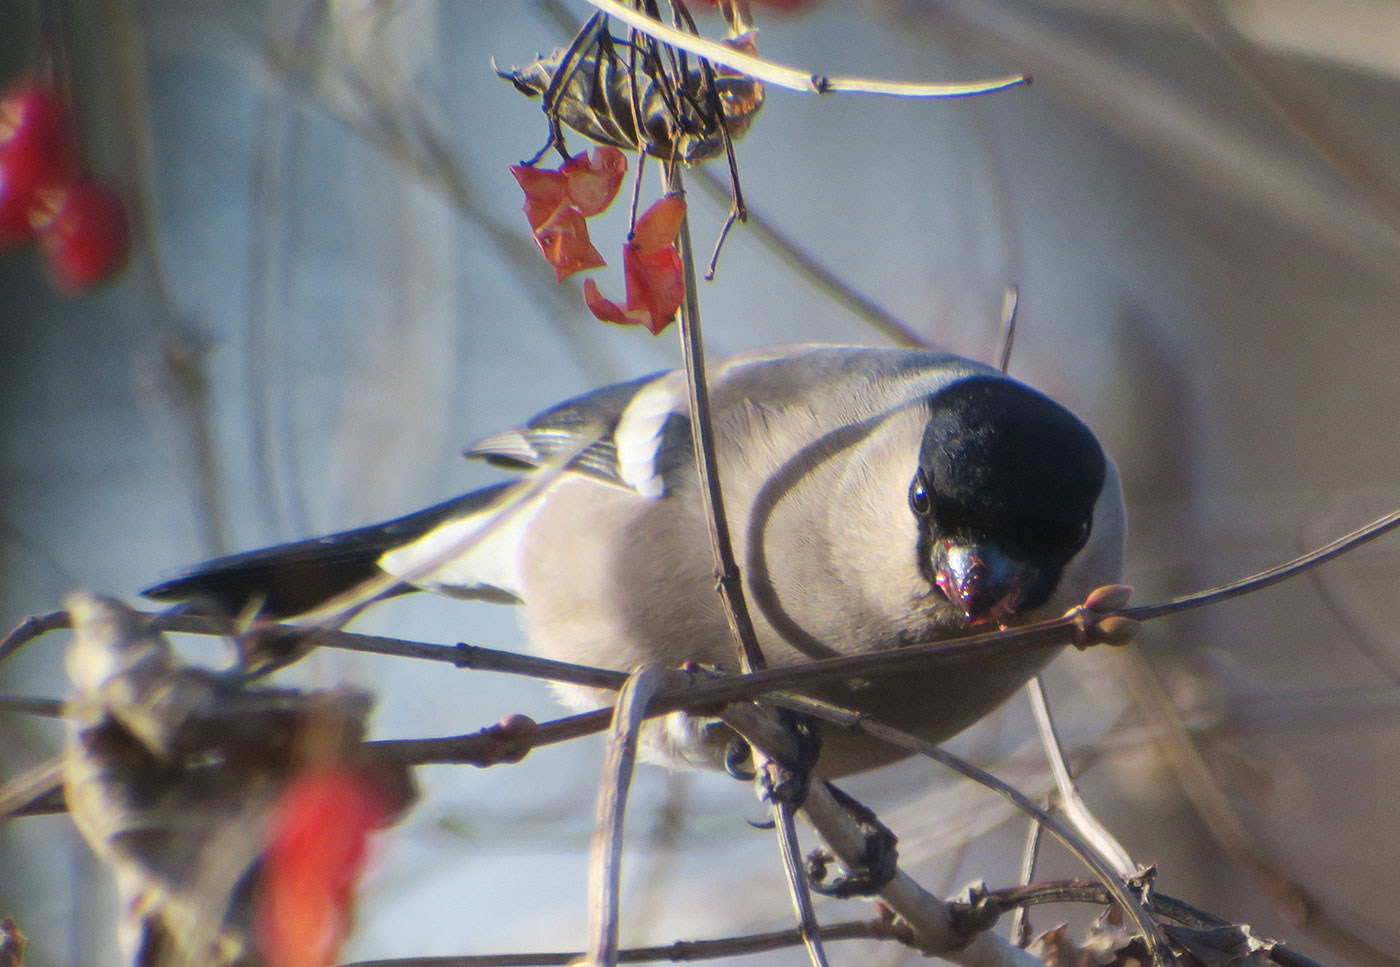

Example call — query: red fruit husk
[583,277,647,328]
[623,244,684,334]
[33,180,130,294]
[582,195,686,335]
[510,163,569,230]
[560,146,627,217]
[532,205,606,282]
[630,194,687,254]
[0,82,78,248]
[257,768,388,967]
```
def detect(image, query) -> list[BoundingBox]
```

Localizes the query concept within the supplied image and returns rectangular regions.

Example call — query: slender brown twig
[668,163,827,967]
[1122,508,1400,621]
[585,666,672,967]
[1010,802,1045,947]
[582,0,1029,98]
[668,167,766,678]
[772,696,1174,967]
[338,917,911,967]
[1025,677,1135,877]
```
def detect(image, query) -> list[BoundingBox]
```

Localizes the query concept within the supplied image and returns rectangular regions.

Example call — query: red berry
[32,179,130,294]
[0,82,77,249]
[258,768,388,967]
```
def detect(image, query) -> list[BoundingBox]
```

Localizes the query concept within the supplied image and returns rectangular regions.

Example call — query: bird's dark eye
[909,472,932,517]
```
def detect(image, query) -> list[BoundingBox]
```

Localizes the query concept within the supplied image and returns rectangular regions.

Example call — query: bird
[144,344,1126,778]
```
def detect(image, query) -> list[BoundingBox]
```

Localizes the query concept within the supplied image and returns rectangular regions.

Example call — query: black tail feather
[143,482,519,619]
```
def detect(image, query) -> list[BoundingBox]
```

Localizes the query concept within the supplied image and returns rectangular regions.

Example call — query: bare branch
[670,164,828,967]
[775,696,1175,966]
[0,694,63,717]
[669,167,767,677]
[581,0,1029,98]
[1010,805,1045,947]
[1123,508,1400,621]
[338,917,910,967]
[584,666,672,967]
[0,761,64,821]
[1025,677,1135,878]
[0,610,71,665]
[996,284,1019,374]
[772,800,831,967]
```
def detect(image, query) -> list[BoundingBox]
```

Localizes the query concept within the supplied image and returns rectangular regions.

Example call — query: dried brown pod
[61,594,414,967]
[498,11,764,165]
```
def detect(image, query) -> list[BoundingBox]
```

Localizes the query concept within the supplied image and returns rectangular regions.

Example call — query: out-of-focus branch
[583,0,1030,98]
[339,917,911,967]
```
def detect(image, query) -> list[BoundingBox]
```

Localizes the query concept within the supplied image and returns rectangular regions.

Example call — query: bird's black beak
[930,540,1032,625]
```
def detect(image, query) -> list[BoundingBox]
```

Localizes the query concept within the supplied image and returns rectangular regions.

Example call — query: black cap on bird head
[910,376,1107,623]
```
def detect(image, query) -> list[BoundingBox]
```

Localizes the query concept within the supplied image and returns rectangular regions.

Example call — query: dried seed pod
[499,15,763,164]
[61,594,414,967]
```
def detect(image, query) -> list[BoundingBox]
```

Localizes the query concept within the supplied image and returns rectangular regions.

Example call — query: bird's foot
[804,782,899,897]
[754,708,822,810]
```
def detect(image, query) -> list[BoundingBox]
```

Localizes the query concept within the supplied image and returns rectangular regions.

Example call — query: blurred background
[3,1,1400,965]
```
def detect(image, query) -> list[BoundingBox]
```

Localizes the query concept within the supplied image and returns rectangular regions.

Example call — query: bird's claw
[756,709,822,809]
[804,782,899,898]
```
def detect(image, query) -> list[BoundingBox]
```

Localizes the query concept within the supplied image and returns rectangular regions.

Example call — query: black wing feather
[143,483,517,618]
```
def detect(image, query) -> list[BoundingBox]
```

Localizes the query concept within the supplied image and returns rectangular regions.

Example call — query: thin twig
[1122,508,1400,621]
[670,165,828,967]
[668,167,767,677]
[720,707,831,967]
[582,0,1029,98]
[1025,677,1135,878]
[0,610,72,665]
[778,696,1175,967]
[585,666,671,967]
[0,695,64,717]
[338,917,910,967]
[996,284,1019,374]
[0,610,628,690]
[772,801,831,967]
[1010,805,1044,947]
[0,761,65,821]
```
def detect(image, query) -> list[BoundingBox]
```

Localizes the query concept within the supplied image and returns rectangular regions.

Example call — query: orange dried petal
[561,146,627,217]
[533,206,606,281]
[630,195,686,254]
[623,243,684,335]
[509,163,568,230]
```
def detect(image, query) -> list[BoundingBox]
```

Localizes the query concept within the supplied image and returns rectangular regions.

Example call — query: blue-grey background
[3,1,1400,965]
